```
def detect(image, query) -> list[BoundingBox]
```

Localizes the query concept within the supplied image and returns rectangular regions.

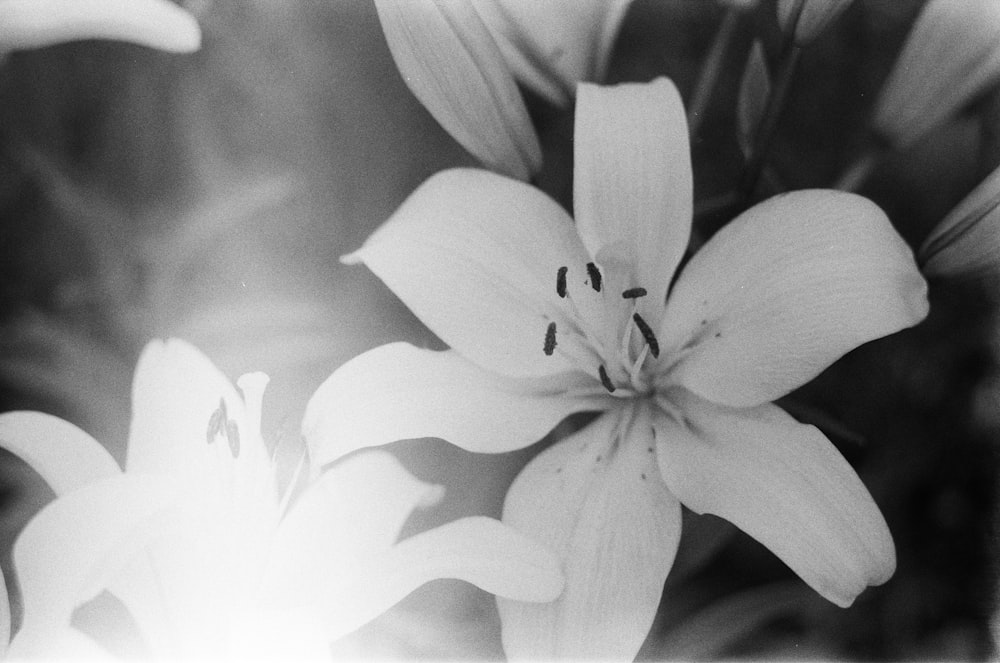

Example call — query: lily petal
[125,338,244,477]
[294,516,565,644]
[0,411,120,495]
[7,627,113,659]
[345,168,596,378]
[660,190,928,408]
[14,474,179,632]
[262,448,442,600]
[872,0,1000,149]
[0,0,200,53]
[471,0,632,106]
[498,409,681,660]
[304,343,606,466]
[655,391,895,607]
[920,162,1000,287]
[573,78,693,323]
[375,0,540,180]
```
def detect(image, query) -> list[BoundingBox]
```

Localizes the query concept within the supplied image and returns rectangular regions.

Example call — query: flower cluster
[6,0,1000,660]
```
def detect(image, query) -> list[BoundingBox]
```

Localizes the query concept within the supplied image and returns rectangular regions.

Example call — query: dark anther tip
[543,321,558,356]
[632,312,660,358]
[598,365,616,393]
[585,262,602,292]
[622,287,647,299]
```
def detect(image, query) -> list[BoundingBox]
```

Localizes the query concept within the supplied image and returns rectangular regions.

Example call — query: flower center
[543,262,661,397]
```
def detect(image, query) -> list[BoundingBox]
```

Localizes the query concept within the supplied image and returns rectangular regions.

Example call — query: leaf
[737,40,771,159]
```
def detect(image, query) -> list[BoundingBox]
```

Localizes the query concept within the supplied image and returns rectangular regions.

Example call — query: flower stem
[688,9,741,139]
[832,148,880,191]
[738,0,805,200]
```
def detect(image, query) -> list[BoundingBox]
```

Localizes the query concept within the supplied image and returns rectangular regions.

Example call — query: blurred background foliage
[0,0,996,659]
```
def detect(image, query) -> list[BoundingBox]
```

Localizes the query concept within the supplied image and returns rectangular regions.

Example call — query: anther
[556,266,568,298]
[585,262,602,292]
[622,287,647,299]
[598,365,616,393]
[206,398,226,444]
[225,420,241,458]
[632,313,660,358]
[543,321,557,356]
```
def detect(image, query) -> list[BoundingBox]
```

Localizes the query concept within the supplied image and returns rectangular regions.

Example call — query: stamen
[622,287,647,299]
[206,398,226,444]
[585,262,602,292]
[543,321,557,356]
[632,313,660,358]
[556,266,568,298]
[225,420,241,458]
[598,365,616,393]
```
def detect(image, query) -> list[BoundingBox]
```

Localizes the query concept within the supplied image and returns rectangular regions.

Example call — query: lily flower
[305,77,929,659]
[872,0,1000,150]
[375,0,632,180]
[0,339,564,658]
[0,0,200,54]
[919,162,1000,292]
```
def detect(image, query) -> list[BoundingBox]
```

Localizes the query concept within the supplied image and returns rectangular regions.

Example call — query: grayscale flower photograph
[0,0,996,660]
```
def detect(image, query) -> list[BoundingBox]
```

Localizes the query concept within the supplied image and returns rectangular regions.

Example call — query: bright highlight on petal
[0,0,201,53]
[13,475,177,633]
[374,0,540,180]
[2,338,566,656]
[656,392,895,607]
[872,0,1000,149]
[0,411,120,495]
[306,516,566,643]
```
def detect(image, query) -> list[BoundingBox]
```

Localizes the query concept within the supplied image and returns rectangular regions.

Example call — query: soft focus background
[0,0,996,659]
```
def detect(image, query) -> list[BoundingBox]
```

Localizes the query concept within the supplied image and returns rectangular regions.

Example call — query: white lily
[0,0,200,54]
[0,339,564,658]
[872,0,1000,149]
[305,77,929,659]
[375,0,632,180]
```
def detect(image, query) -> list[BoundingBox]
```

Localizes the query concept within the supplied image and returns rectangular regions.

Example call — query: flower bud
[873,0,1000,150]
[374,0,632,180]
[920,163,1000,290]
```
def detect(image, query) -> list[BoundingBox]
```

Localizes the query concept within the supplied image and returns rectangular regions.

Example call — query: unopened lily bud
[873,0,1000,150]
[0,0,200,53]
[471,0,632,107]
[375,0,632,180]
[777,0,855,45]
[920,163,1000,291]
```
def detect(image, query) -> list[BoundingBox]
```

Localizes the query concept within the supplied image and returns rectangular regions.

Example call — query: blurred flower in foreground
[375,0,631,180]
[920,163,1000,292]
[873,0,1000,150]
[777,0,855,45]
[0,339,563,658]
[0,0,200,54]
[306,77,929,659]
